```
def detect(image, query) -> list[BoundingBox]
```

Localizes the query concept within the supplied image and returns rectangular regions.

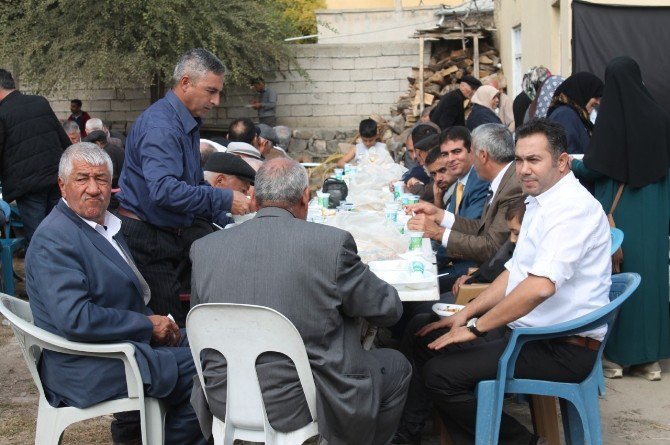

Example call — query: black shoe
[391,429,421,445]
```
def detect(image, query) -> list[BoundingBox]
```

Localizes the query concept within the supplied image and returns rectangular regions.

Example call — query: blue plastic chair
[474,272,641,445]
[609,228,623,255]
[0,200,25,295]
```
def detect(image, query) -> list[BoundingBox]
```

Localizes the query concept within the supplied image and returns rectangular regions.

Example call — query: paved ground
[2,259,669,444]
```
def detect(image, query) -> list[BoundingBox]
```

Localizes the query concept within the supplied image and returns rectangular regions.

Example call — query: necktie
[481,186,494,219]
[455,182,464,215]
[115,238,152,305]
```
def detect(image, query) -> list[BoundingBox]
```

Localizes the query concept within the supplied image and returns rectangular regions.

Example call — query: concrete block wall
[40,41,425,158]
[46,88,151,132]
[210,41,424,132]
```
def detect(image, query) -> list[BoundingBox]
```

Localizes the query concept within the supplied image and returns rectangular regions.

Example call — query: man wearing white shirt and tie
[393,119,611,445]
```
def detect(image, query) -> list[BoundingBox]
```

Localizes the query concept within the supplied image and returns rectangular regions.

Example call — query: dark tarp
[572,0,670,116]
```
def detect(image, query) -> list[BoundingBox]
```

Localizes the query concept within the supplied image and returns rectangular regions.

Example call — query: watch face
[467,318,477,328]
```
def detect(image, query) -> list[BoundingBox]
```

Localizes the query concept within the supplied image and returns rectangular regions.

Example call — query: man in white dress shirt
[392,119,611,445]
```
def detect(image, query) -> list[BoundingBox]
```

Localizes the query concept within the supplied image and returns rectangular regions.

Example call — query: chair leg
[529,395,560,445]
[35,409,65,445]
[559,398,586,445]
[474,381,502,445]
[143,398,166,445]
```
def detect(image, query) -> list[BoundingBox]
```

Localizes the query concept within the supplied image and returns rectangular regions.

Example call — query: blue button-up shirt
[117,91,232,228]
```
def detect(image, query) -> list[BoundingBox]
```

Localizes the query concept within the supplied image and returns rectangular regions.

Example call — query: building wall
[496,0,670,98]
[325,0,458,9]
[316,6,442,44]
[44,41,425,133]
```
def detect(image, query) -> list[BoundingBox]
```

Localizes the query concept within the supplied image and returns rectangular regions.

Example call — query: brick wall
[43,41,424,136]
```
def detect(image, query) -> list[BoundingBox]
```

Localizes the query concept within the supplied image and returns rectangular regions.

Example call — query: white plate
[432,303,465,318]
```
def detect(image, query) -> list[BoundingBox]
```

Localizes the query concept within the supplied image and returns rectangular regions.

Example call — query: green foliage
[276,0,326,37]
[0,0,300,94]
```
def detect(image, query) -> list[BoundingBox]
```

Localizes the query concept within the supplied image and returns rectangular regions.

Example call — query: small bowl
[432,303,465,319]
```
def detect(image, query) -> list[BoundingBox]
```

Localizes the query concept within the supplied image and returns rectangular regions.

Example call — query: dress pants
[399,314,597,445]
[119,216,213,327]
[15,186,61,246]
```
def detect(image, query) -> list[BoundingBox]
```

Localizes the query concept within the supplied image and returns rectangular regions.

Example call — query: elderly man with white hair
[26,143,206,445]
[85,117,124,148]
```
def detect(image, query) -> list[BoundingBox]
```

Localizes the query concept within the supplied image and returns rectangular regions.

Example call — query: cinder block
[374,80,400,93]
[397,55,420,66]
[291,105,314,117]
[349,70,373,82]
[372,68,398,81]
[331,82,353,93]
[354,81,378,94]
[372,92,401,104]
[109,100,131,112]
[326,93,353,105]
[359,44,384,57]
[376,56,401,69]
[354,58,377,70]
[381,43,418,56]
[349,92,372,104]
[276,106,292,118]
[89,89,116,100]
[281,93,309,106]
[129,99,150,111]
[331,104,357,116]
[331,58,355,70]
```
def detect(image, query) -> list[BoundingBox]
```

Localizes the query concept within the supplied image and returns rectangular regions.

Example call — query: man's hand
[148,315,181,346]
[452,274,470,295]
[230,191,252,215]
[427,325,477,350]
[406,177,424,188]
[415,309,467,336]
[406,201,445,223]
[250,99,261,110]
[408,214,444,241]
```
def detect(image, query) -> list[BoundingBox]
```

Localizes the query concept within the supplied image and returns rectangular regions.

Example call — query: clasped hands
[148,315,181,347]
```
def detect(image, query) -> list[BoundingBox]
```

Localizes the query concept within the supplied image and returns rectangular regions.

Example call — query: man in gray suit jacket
[190,158,411,445]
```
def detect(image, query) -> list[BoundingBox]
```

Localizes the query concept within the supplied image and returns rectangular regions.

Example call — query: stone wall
[41,41,426,158]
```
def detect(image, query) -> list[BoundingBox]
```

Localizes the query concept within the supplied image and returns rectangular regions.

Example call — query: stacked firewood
[393,43,504,128]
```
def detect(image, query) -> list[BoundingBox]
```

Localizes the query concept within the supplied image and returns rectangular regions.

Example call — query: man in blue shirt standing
[117,48,251,329]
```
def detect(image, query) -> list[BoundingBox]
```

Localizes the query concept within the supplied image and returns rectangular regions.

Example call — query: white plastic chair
[186,303,319,445]
[0,293,165,445]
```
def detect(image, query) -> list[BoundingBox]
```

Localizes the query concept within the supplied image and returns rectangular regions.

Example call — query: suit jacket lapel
[56,201,144,297]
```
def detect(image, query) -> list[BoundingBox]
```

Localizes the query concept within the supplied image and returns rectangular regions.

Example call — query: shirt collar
[165,90,201,135]
[63,198,121,236]
[526,171,576,207]
[459,166,474,186]
[490,161,513,197]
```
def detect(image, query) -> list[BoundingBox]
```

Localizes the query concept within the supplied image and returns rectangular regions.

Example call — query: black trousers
[399,314,597,445]
[119,216,214,327]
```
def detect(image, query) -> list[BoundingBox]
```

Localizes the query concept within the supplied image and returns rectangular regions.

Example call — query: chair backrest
[186,303,318,434]
[610,227,624,255]
[504,272,641,378]
[0,294,47,400]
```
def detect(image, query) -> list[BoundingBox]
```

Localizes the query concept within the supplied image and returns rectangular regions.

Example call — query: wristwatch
[466,317,486,337]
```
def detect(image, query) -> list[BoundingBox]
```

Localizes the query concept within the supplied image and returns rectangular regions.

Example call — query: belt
[555,336,601,352]
[118,207,184,236]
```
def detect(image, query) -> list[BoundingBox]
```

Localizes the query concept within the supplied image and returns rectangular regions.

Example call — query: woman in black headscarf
[571,56,670,381]
[547,72,603,154]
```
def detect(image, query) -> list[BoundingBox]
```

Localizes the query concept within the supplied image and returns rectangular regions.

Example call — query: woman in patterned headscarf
[512,66,551,126]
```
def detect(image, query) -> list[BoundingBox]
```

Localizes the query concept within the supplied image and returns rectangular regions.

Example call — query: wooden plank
[419,36,425,115]
[529,395,561,445]
[473,35,480,79]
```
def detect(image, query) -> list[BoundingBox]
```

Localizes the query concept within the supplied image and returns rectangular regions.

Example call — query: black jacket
[430,89,466,130]
[0,91,70,201]
[466,103,502,131]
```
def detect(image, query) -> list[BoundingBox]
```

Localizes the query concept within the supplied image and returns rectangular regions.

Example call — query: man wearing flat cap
[256,123,288,160]
[203,152,255,195]
[430,75,482,130]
